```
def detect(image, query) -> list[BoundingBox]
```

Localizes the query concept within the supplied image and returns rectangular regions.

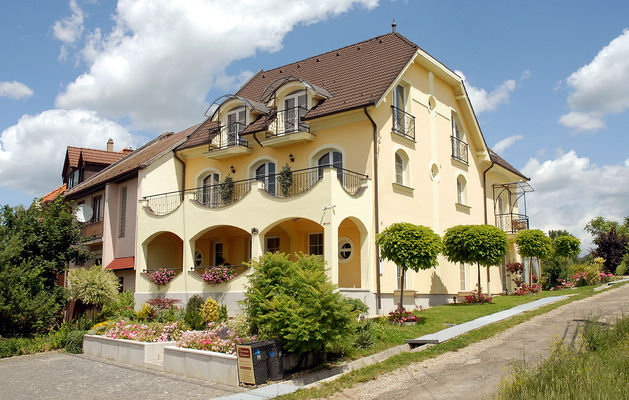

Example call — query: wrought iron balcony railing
[391,105,415,140]
[495,213,529,234]
[143,166,369,214]
[451,136,469,164]
[266,106,310,138]
[208,123,249,151]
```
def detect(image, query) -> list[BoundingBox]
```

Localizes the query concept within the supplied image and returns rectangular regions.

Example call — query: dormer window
[283,90,307,133]
[68,169,80,188]
[226,107,246,144]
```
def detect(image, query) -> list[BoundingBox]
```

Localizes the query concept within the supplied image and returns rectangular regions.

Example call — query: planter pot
[163,346,239,387]
[83,335,175,368]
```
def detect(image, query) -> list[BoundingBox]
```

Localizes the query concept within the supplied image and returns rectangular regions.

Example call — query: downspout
[363,107,382,314]
[482,160,496,295]
[173,151,188,301]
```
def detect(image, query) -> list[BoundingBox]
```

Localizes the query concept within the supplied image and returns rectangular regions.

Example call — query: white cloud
[522,151,629,252]
[55,0,378,131]
[492,134,523,154]
[0,109,137,196]
[558,111,605,132]
[0,81,34,100]
[559,29,629,132]
[456,70,516,113]
[52,0,85,44]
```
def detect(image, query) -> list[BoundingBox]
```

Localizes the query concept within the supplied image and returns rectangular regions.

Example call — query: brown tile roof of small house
[177,32,420,148]
[176,118,219,151]
[65,124,199,198]
[78,148,127,166]
[489,149,529,181]
[41,184,67,203]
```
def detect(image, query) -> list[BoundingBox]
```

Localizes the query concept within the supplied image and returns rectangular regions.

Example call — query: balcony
[81,219,103,244]
[262,107,314,147]
[493,181,533,235]
[391,106,415,141]
[143,166,368,216]
[495,213,529,234]
[451,136,469,164]
[204,123,252,159]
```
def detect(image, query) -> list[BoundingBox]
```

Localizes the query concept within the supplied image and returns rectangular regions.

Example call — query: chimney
[107,138,114,152]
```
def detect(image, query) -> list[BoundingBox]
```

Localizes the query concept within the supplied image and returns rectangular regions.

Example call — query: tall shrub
[243,253,355,354]
[0,197,88,336]
[515,229,552,285]
[67,265,119,317]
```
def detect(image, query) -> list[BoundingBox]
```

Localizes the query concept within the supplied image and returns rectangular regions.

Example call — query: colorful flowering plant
[549,278,576,291]
[102,320,186,342]
[176,321,256,354]
[202,265,236,285]
[514,283,542,295]
[465,292,493,304]
[148,268,176,286]
[600,272,614,283]
[146,297,182,310]
[388,306,422,324]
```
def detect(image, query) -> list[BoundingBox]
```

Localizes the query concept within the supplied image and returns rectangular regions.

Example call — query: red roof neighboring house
[105,256,135,270]
[41,184,67,203]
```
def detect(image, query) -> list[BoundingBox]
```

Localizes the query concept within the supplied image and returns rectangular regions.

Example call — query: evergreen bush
[243,253,355,354]
[64,330,86,354]
[200,297,219,324]
[184,295,205,330]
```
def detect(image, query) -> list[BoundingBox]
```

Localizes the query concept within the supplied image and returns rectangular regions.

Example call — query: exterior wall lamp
[251,227,259,235]
[289,153,294,162]
[230,165,236,173]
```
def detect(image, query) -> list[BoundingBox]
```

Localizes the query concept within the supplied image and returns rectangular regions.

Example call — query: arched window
[317,149,343,180]
[457,175,467,205]
[394,150,409,186]
[254,161,276,196]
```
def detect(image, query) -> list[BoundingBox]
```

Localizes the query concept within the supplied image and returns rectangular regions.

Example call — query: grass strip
[278,283,627,400]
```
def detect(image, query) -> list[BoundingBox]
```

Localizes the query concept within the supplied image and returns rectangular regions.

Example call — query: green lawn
[349,286,594,359]
[279,283,626,400]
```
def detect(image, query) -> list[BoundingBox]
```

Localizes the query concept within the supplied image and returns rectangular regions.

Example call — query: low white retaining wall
[163,346,239,387]
[83,335,175,368]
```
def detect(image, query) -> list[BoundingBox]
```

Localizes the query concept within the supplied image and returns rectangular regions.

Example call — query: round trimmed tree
[376,223,442,309]
[515,229,552,285]
[442,225,509,296]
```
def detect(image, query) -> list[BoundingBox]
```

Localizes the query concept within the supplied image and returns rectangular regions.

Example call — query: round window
[338,238,353,262]
[430,163,440,182]
[194,251,203,268]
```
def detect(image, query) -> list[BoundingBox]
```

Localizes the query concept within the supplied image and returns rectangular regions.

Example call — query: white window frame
[118,187,127,238]
[194,250,203,268]
[226,107,246,141]
[396,265,407,290]
[456,175,467,206]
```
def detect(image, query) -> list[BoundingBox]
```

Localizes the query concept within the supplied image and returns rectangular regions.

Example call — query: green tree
[243,253,356,354]
[515,229,552,285]
[593,227,628,273]
[443,225,508,296]
[0,197,88,336]
[554,235,581,261]
[376,223,441,308]
[584,216,629,238]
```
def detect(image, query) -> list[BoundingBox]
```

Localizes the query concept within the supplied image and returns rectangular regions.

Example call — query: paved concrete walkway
[326,283,629,400]
[0,351,242,400]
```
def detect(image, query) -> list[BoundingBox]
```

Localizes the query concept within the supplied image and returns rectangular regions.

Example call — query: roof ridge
[252,32,416,78]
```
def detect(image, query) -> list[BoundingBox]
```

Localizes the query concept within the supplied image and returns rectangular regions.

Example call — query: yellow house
[135,32,532,313]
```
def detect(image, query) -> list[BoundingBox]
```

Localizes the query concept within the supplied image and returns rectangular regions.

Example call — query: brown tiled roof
[41,184,67,203]
[489,149,529,180]
[176,119,219,151]
[178,32,419,148]
[78,148,126,166]
[66,147,82,169]
[65,124,199,198]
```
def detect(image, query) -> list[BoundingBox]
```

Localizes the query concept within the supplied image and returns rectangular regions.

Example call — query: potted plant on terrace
[278,163,293,196]
[219,175,234,204]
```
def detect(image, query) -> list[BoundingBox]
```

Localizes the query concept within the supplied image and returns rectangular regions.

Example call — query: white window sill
[393,183,414,196]
[455,202,471,214]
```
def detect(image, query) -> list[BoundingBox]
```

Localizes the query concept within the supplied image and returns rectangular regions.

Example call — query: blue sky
[1,0,628,249]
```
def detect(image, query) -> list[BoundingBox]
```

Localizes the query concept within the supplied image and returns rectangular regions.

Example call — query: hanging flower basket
[202,265,236,285]
[147,268,177,286]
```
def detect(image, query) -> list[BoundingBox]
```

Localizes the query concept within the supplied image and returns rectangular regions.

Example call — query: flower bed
[103,320,186,342]
[465,292,493,304]
[163,346,239,386]
[176,322,256,354]
[514,283,542,295]
[83,334,176,368]
[388,306,422,324]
